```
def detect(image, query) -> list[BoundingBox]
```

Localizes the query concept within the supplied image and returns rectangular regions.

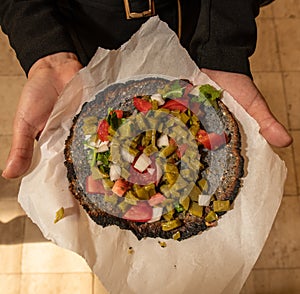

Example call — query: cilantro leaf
[191,84,222,108]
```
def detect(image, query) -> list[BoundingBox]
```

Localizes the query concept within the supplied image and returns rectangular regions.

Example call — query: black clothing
[0,0,262,77]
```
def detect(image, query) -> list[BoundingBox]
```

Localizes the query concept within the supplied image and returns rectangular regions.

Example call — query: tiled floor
[0,1,299,293]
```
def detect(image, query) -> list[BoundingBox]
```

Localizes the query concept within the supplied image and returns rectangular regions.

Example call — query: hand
[201,68,293,148]
[2,52,83,179]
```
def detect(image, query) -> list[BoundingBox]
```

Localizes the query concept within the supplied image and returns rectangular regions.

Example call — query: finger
[2,116,37,179]
[244,91,293,147]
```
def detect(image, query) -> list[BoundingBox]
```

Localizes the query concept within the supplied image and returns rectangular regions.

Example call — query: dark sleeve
[0,0,77,75]
[189,0,261,77]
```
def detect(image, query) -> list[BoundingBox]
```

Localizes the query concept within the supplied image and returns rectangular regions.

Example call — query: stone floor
[0,1,300,293]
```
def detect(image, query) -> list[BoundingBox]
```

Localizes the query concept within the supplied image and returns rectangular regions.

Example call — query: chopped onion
[134,153,152,173]
[97,141,109,152]
[151,93,165,106]
[198,194,212,206]
[189,86,200,96]
[121,148,135,163]
[148,207,163,223]
[110,164,121,181]
[147,167,155,175]
[157,134,169,148]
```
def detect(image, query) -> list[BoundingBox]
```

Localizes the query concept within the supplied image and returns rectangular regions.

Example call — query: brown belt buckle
[124,0,155,19]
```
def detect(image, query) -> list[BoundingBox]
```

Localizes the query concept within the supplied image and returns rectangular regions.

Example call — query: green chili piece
[163,209,175,221]
[142,131,152,146]
[179,196,190,211]
[136,114,149,130]
[162,219,181,231]
[118,200,130,213]
[205,210,218,222]
[160,145,177,157]
[189,124,200,136]
[198,178,209,192]
[125,191,139,205]
[159,184,171,197]
[121,167,131,180]
[188,184,202,202]
[110,142,121,162]
[143,145,158,156]
[102,178,114,189]
[83,116,98,125]
[172,231,181,240]
[151,100,159,110]
[164,163,178,174]
[83,124,97,135]
[91,166,103,180]
[213,200,231,212]
[104,194,118,205]
[166,172,178,185]
[189,202,203,217]
[180,112,190,124]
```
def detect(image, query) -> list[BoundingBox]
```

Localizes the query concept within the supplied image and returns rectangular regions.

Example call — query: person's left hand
[201,68,293,148]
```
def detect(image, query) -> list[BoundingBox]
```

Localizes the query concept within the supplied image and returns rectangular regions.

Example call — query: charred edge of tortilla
[64,79,244,241]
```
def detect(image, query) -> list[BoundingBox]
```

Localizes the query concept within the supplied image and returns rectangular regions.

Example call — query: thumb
[2,114,37,179]
[246,91,293,147]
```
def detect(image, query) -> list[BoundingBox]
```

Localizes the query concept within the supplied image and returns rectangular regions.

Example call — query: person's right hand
[2,52,83,179]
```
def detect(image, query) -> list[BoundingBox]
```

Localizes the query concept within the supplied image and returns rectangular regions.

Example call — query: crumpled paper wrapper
[18,17,287,293]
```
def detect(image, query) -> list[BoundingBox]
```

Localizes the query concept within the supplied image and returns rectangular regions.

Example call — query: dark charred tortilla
[64,77,244,240]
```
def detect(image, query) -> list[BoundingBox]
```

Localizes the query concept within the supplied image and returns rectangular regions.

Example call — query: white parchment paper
[18,17,287,294]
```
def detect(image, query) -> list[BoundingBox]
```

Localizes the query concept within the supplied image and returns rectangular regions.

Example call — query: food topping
[82,81,233,240]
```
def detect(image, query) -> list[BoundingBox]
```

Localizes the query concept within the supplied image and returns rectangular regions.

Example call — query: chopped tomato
[169,138,187,158]
[97,119,110,141]
[196,129,228,150]
[176,143,188,158]
[162,99,187,111]
[123,201,153,222]
[133,97,153,113]
[112,178,130,197]
[148,193,166,206]
[169,137,176,146]
[110,109,123,119]
[86,176,106,194]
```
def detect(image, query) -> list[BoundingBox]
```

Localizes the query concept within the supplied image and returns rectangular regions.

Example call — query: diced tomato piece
[162,99,187,111]
[133,97,153,113]
[97,119,110,141]
[123,201,153,222]
[196,129,228,150]
[148,193,166,206]
[176,143,188,158]
[112,178,130,197]
[169,138,187,158]
[86,176,106,194]
[111,110,123,119]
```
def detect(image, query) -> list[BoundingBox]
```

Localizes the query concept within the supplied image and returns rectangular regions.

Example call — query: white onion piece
[110,164,121,181]
[148,207,163,223]
[134,153,151,172]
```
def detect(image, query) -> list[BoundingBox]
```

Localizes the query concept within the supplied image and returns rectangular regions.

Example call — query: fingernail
[1,160,13,179]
